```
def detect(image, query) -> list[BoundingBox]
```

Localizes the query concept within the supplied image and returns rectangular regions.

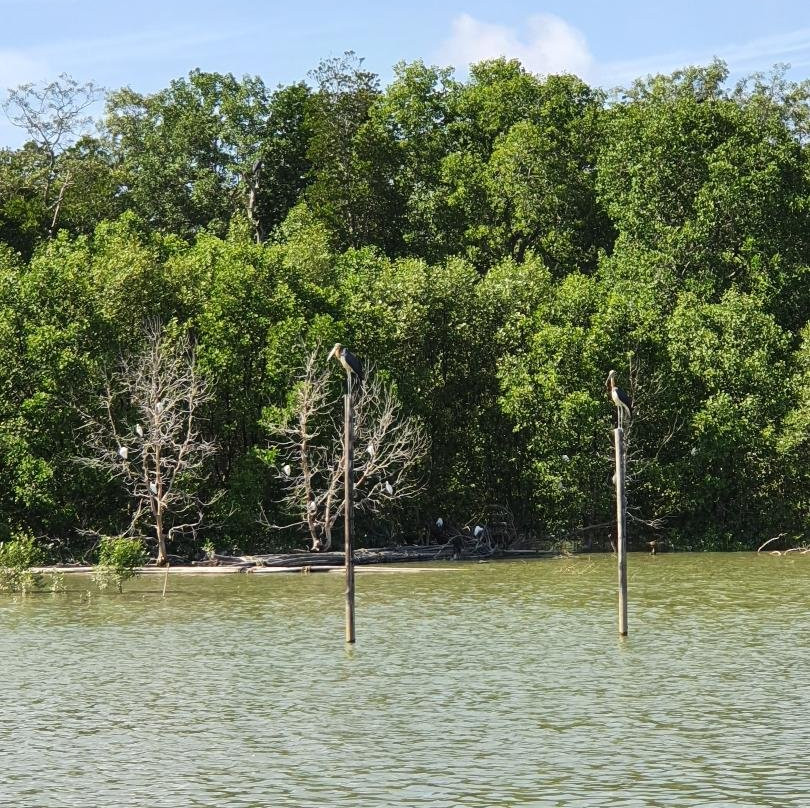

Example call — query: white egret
[149,481,158,495]
[385,481,393,495]
[436,517,444,529]
[473,525,484,538]
[135,424,144,438]
[282,464,291,477]
[118,446,129,460]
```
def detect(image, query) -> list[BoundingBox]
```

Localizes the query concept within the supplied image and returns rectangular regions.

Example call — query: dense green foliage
[0,529,43,592]
[0,56,807,558]
[93,536,147,592]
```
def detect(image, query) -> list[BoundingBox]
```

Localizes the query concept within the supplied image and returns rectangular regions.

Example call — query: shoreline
[30,546,558,575]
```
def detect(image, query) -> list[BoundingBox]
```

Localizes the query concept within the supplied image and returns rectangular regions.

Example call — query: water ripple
[1,554,809,806]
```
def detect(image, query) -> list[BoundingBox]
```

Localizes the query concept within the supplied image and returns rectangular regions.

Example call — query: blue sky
[2,0,809,145]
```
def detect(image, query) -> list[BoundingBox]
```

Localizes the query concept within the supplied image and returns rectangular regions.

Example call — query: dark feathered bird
[606,369,632,429]
[328,343,364,382]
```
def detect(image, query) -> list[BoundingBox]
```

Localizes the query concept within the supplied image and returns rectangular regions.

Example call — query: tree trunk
[156,507,167,566]
[246,161,265,244]
[48,173,72,239]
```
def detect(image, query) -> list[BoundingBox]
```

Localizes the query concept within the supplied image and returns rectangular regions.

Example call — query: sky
[1,0,810,145]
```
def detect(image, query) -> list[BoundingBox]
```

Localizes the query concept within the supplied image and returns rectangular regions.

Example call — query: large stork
[606,369,632,430]
[328,343,364,384]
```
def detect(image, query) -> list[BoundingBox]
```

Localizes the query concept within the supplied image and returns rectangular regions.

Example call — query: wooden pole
[344,371,356,644]
[614,427,628,636]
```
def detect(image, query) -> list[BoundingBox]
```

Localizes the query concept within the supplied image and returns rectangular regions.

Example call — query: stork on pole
[329,343,364,644]
[606,369,630,636]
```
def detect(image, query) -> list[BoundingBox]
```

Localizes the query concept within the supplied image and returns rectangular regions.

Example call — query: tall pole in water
[344,370,356,644]
[614,426,628,636]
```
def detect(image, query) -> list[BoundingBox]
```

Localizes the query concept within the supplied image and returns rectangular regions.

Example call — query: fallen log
[31,544,558,577]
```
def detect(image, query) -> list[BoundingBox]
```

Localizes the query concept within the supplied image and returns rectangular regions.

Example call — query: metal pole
[344,371,356,644]
[614,427,628,636]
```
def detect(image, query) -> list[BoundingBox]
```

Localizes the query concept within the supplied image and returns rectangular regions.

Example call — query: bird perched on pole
[328,343,364,383]
[606,369,632,430]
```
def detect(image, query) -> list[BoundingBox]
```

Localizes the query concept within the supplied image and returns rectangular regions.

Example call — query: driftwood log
[195,544,556,569]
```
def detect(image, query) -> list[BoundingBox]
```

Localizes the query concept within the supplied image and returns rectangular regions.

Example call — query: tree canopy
[1,56,808,558]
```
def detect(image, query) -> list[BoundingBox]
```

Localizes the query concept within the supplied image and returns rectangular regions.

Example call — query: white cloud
[439,13,593,79]
[438,13,810,88]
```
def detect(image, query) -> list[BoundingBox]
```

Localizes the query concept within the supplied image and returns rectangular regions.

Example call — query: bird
[436,517,444,529]
[156,399,166,414]
[135,424,144,438]
[327,343,364,383]
[308,500,317,513]
[149,481,158,495]
[366,442,375,458]
[385,481,394,495]
[606,370,632,430]
[282,464,291,477]
[473,525,484,538]
[561,454,570,463]
[118,446,129,460]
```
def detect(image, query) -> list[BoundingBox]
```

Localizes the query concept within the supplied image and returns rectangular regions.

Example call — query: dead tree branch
[76,320,216,564]
[266,349,429,550]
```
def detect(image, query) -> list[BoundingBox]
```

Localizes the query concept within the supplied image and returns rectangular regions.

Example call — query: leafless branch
[76,319,216,564]
[265,348,429,550]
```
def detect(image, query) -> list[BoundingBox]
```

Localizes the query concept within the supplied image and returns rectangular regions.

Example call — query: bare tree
[267,349,429,551]
[78,321,216,565]
[2,73,102,236]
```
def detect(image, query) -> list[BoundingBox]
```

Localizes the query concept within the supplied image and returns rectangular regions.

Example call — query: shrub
[0,531,44,593]
[93,536,147,593]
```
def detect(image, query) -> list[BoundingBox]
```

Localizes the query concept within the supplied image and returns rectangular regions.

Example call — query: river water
[1,553,809,807]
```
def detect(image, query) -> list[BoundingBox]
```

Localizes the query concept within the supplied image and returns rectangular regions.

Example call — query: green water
[1,554,809,807]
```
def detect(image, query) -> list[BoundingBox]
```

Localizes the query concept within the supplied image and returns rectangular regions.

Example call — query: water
[1,553,809,807]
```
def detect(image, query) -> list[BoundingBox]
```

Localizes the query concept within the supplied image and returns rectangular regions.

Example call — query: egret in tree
[327,343,364,383]
[282,463,291,477]
[385,481,394,495]
[135,424,144,438]
[118,446,129,460]
[606,370,632,430]
[436,517,444,529]
[366,441,375,458]
[473,525,484,538]
[149,481,158,495]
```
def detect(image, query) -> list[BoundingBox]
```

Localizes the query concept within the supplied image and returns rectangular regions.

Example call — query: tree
[267,348,428,551]
[245,82,312,242]
[78,321,216,564]
[305,52,403,250]
[105,71,276,239]
[2,73,103,239]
